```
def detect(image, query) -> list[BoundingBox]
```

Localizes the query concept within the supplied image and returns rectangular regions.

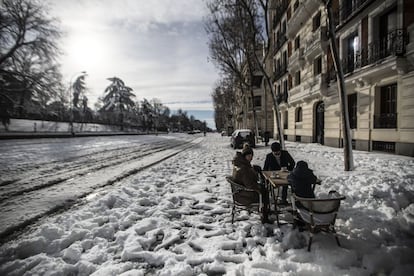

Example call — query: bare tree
[325,0,354,170]
[206,0,286,148]
[0,0,64,116]
[205,0,261,141]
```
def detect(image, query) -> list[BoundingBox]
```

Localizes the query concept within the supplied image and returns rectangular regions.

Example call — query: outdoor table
[262,170,290,226]
[262,170,322,226]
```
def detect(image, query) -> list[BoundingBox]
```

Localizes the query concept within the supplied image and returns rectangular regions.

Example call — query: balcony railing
[340,0,370,23]
[276,90,288,104]
[304,26,328,62]
[273,35,287,54]
[272,0,289,28]
[342,29,407,74]
[288,48,305,73]
[374,113,397,129]
[273,64,288,81]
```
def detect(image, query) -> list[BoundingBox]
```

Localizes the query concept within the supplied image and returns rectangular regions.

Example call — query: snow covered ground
[0,134,413,275]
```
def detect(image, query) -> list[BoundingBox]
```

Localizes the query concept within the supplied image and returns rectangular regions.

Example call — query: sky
[0,134,413,274]
[48,0,219,128]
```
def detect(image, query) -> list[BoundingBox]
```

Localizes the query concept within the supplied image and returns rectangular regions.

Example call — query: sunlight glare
[66,33,109,72]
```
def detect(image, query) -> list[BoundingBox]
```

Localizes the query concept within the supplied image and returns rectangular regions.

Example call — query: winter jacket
[232,152,260,192]
[287,162,317,198]
[263,150,295,171]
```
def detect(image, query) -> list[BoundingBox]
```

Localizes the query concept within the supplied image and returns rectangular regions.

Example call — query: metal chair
[226,176,262,224]
[293,192,346,251]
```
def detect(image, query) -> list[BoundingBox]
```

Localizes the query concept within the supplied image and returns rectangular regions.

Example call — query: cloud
[50,0,218,117]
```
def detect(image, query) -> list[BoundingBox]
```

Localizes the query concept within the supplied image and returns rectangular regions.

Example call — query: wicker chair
[226,176,262,224]
[293,192,345,251]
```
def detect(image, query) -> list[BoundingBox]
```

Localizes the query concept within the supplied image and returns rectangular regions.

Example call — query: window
[295,71,301,86]
[344,32,359,73]
[374,83,397,128]
[314,56,322,76]
[253,96,262,109]
[313,11,321,31]
[295,107,302,122]
[348,93,357,129]
[380,84,397,114]
[284,111,288,129]
[294,35,300,50]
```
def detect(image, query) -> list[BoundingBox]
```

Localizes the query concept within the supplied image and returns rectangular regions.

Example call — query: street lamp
[68,71,87,135]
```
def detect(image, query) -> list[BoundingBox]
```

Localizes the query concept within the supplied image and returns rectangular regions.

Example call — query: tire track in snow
[0,137,203,242]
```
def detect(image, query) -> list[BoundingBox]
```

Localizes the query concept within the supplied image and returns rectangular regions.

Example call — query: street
[0,134,201,239]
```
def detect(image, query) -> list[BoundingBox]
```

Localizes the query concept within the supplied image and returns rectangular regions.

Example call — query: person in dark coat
[232,145,271,223]
[287,160,317,199]
[263,142,295,204]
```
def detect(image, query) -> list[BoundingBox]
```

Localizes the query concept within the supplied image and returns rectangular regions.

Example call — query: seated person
[232,145,271,224]
[263,142,295,205]
[288,161,317,210]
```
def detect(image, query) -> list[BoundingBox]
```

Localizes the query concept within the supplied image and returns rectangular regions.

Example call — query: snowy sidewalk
[0,134,413,275]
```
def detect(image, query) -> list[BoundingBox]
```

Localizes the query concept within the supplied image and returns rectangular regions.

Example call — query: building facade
[269,0,414,156]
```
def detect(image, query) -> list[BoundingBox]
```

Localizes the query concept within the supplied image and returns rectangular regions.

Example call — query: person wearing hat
[232,144,271,223]
[287,160,316,199]
[263,142,295,205]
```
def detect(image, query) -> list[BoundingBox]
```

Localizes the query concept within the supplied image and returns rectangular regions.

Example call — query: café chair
[293,192,345,251]
[226,176,263,224]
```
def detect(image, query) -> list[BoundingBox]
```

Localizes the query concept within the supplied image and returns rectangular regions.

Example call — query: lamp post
[68,71,87,136]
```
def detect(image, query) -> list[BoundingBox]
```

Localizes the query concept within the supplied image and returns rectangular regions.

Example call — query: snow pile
[1,134,413,275]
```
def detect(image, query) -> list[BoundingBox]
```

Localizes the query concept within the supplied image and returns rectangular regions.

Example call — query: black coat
[263,150,295,171]
[287,165,317,198]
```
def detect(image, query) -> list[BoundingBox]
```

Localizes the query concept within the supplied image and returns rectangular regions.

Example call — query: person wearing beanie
[232,145,271,224]
[287,160,317,199]
[263,142,295,205]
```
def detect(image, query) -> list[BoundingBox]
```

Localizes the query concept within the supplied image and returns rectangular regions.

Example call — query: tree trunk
[326,0,354,171]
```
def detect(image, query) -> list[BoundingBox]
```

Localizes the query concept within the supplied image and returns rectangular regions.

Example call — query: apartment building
[233,55,274,138]
[269,0,414,156]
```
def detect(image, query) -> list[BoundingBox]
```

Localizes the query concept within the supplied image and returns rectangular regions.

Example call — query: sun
[65,32,109,72]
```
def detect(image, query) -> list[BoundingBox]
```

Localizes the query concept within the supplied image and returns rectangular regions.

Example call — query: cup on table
[281,167,288,172]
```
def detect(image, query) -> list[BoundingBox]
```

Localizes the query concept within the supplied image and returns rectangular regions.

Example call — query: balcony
[273,35,287,54]
[304,26,328,63]
[288,85,303,103]
[288,48,305,73]
[271,0,289,28]
[303,73,328,97]
[342,29,407,74]
[374,113,397,129]
[286,0,321,39]
[273,64,288,81]
[339,0,371,25]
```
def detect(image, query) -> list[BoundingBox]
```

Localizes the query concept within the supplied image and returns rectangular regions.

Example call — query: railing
[273,35,287,54]
[272,0,289,28]
[276,90,288,104]
[339,0,370,23]
[374,113,397,129]
[273,64,288,81]
[342,29,407,74]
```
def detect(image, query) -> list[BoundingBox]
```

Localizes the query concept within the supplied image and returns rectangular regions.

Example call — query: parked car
[230,129,255,149]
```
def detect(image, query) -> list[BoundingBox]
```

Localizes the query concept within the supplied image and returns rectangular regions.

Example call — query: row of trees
[0,0,209,133]
[205,0,353,170]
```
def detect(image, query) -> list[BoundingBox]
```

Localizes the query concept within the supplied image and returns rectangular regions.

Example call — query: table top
[262,170,290,186]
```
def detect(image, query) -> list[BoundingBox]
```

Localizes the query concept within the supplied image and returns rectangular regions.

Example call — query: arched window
[295,107,303,122]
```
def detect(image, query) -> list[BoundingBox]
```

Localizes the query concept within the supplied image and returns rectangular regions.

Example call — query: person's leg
[260,185,271,223]
[281,186,288,204]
